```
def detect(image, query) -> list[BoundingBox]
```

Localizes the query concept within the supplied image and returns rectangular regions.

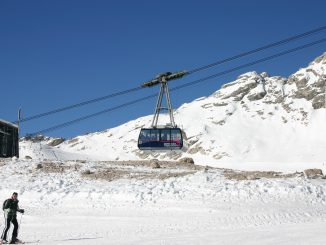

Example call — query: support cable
[29,37,326,136]
[186,25,326,75]
[15,25,326,124]
[13,86,143,124]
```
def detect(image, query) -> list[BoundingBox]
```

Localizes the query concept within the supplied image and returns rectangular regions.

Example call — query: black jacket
[3,199,19,218]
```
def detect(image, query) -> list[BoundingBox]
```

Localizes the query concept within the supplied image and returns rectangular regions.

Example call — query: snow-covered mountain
[20,53,326,166]
[9,54,326,244]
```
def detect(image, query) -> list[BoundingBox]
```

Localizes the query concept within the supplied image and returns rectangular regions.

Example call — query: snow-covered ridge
[20,53,326,168]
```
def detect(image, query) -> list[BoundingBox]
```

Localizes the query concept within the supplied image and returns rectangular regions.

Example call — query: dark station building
[0,119,19,158]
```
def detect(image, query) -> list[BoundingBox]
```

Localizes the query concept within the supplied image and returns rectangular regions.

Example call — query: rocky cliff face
[215,52,325,114]
[288,53,326,109]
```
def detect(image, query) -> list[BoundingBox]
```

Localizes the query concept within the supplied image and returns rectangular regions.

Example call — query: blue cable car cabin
[138,128,183,150]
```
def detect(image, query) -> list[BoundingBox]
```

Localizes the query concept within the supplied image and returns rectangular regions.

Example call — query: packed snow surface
[0,158,326,244]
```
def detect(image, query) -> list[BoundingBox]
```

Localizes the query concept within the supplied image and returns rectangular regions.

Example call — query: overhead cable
[16,25,326,124]
[13,86,142,124]
[186,25,326,75]
[29,37,326,136]
[171,38,326,90]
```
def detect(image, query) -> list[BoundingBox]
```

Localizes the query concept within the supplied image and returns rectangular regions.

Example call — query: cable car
[138,127,183,150]
[138,71,186,150]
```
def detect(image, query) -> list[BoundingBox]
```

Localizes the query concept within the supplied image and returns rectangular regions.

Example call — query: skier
[1,192,24,244]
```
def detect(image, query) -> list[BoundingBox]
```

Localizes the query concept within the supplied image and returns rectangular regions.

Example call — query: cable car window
[151,129,160,141]
[138,128,183,150]
[171,128,182,147]
[139,129,150,144]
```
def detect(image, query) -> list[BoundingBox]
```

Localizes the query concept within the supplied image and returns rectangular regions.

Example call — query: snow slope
[0,158,326,244]
[20,53,326,172]
[3,54,326,244]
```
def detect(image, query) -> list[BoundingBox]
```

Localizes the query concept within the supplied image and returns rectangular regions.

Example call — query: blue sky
[1,0,326,138]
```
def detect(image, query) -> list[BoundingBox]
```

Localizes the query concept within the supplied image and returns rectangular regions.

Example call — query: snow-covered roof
[0,119,18,128]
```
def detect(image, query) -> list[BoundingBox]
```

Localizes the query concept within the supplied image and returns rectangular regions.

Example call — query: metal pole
[164,82,176,127]
[146,72,184,128]
[17,108,21,158]
[18,108,21,135]
[152,84,164,128]
[18,212,23,239]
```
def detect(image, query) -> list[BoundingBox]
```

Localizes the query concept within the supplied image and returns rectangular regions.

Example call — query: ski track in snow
[0,159,326,244]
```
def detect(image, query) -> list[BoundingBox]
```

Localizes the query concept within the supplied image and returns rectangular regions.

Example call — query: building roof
[0,119,18,128]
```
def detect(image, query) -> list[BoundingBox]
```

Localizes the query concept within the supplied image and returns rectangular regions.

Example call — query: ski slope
[0,158,325,244]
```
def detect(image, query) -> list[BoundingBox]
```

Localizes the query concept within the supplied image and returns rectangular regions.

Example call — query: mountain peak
[288,53,326,109]
[211,53,325,110]
[310,52,326,65]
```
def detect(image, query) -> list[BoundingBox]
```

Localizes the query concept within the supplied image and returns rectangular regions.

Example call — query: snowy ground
[0,159,326,244]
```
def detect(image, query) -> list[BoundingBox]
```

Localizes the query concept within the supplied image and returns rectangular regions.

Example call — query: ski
[1,239,40,244]
[14,240,25,244]
[13,240,40,244]
[21,240,40,244]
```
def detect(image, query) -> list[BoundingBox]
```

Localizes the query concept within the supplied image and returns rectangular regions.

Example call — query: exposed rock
[246,175,258,180]
[188,146,205,155]
[82,169,92,175]
[212,120,225,126]
[314,77,325,88]
[281,116,288,123]
[24,135,45,142]
[287,76,297,85]
[76,160,87,163]
[312,95,325,109]
[213,152,230,160]
[222,82,257,100]
[224,170,299,181]
[178,157,194,164]
[213,102,228,107]
[248,91,267,101]
[25,156,32,160]
[295,78,308,89]
[281,103,294,113]
[201,103,213,109]
[274,96,284,104]
[67,138,79,145]
[256,110,264,115]
[150,159,160,169]
[33,163,43,170]
[40,161,66,173]
[304,168,323,179]
[187,137,199,146]
[306,68,319,77]
[294,87,318,100]
[221,81,237,89]
[313,53,326,63]
[48,138,65,147]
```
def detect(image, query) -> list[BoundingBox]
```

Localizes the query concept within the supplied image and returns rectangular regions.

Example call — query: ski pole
[17,212,23,236]
[19,213,23,227]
